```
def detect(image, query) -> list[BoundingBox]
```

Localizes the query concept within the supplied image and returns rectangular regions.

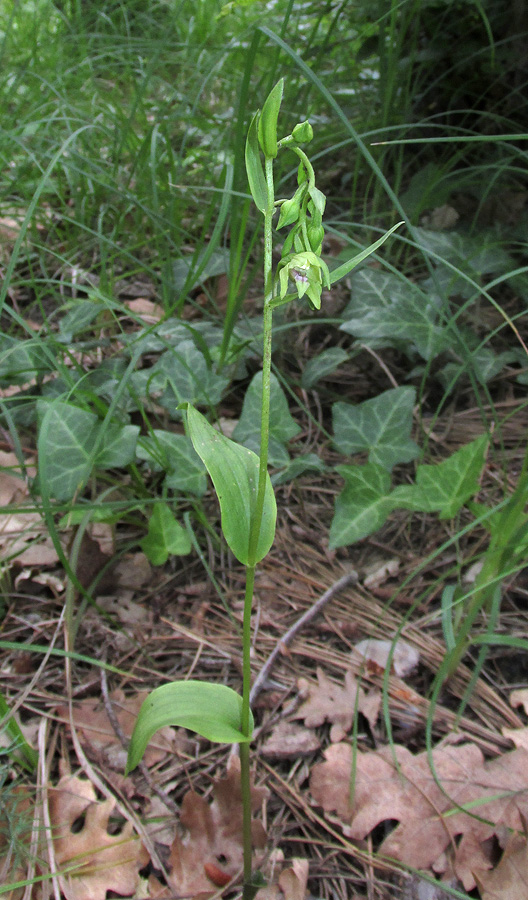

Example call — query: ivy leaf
[391,435,489,519]
[137,430,206,496]
[141,502,191,565]
[329,463,394,548]
[340,268,446,360]
[301,347,348,389]
[37,400,99,500]
[126,681,253,774]
[332,387,419,471]
[233,372,301,466]
[95,424,140,469]
[152,341,229,416]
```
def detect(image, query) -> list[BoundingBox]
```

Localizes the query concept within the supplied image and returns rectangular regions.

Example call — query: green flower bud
[277,196,301,230]
[292,121,313,144]
[307,224,325,253]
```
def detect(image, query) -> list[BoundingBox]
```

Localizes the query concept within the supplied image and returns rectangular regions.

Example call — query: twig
[250,570,358,705]
[100,665,180,818]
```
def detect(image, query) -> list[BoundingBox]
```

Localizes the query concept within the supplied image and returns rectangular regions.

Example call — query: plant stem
[239,155,276,898]
[240,741,253,899]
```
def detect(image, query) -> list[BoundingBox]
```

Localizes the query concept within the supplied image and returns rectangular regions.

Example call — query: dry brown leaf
[112,551,151,589]
[351,638,420,678]
[362,556,400,587]
[277,858,309,900]
[57,689,177,770]
[310,741,528,890]
[502,726,528,752]
[124,298,164,323]
[260,721,321,759]
[475,831,528,899]
[510,688,528,716]
[48,772,143,900]
[0,452,58,566]
[165,756,268,897]
[294,667,380,741]
[421,204,460,230]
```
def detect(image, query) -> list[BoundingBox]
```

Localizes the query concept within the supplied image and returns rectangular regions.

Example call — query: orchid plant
[126,79,401,899]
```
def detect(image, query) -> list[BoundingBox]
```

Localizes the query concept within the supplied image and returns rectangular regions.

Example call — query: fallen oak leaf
[310,741,528,891]
[260,721,321,759]
[474,829,528,900]
[510,688,528,716]
[48,772,144,900]
[294,667,380,741]
[165,756,268,897]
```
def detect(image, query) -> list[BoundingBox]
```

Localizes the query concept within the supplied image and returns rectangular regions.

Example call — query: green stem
[239,155,276,899]
[240,741,253,897]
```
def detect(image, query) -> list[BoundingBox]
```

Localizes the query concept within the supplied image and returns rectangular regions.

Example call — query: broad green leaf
[0,336,51,385]
[152,342,229,416]
[137,430,207,496]
[332,387,419,471]
[59,300,106,340]
[172,248,229,294]
[271,453,326,486]
[141,502,191,565]
[245,111,268,213]
[186,405,276,565]
[233,371,301,449]
[329,223,403,285]
[301,347,348,388]
[238,433,290,469]
[257,77,283,159]
[37,400,99,500]
[415,227,514,276]
[126,681,252,774]
[329,463,394,548]
[438,348,516,391]
[95,424,140,469]
[391,435,489,519]
[339,268,447,360]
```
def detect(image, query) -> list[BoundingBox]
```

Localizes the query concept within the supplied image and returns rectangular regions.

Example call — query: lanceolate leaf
[185,405,276,565]
[245,112,268,213]
[329,222,403,285]
[126,681,253,774]
[257,77,284,159]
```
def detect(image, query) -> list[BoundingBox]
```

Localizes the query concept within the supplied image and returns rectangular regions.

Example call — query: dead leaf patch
[475,829,528,900]
[310,741,528,891]
[294,667,380,741]
[48,772,143,900]
[510,688,528,716]
[261,721,321,759]
[352,638,420,678]
[164,756,268,897]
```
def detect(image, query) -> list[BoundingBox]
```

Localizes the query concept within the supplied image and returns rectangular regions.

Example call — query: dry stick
[250,570,358,706]
[99,665,180,818]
